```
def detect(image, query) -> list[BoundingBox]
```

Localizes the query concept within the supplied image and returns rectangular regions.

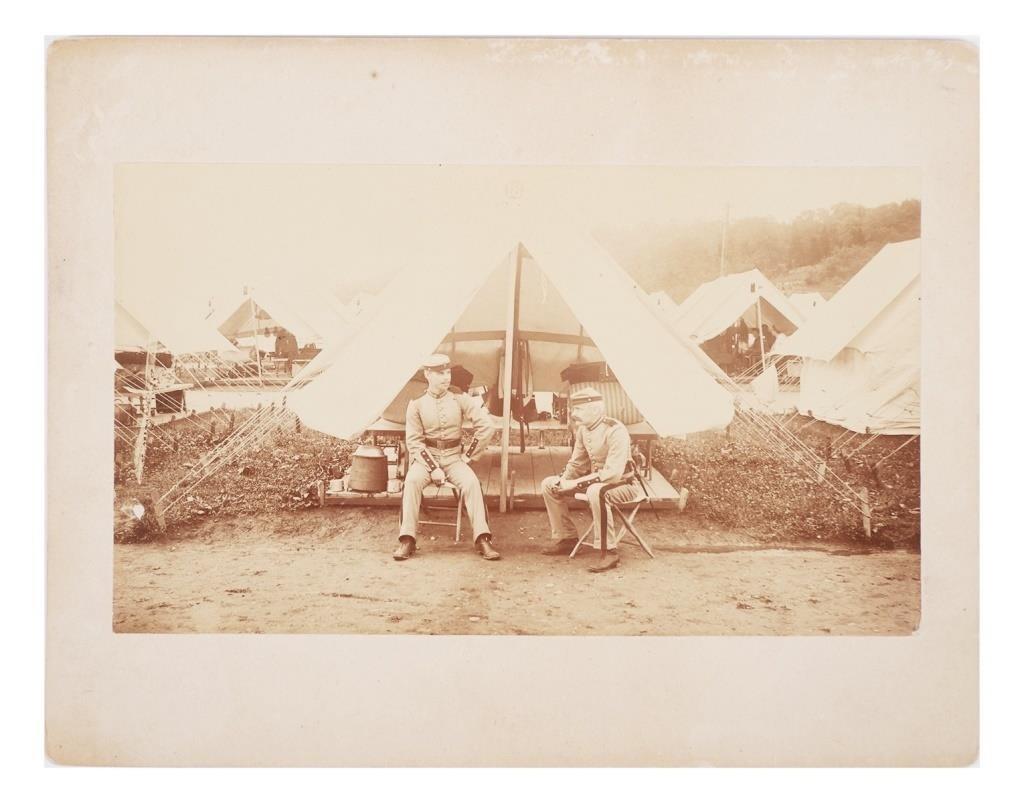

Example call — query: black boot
[393,536,416,561]
[541,537,579,556]
[588,551,619,573]
[476,534,501,560]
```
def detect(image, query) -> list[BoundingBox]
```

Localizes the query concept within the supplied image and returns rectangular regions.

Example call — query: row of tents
[115,285,377,372]
[646,238,920,436]
[115,231,920,466]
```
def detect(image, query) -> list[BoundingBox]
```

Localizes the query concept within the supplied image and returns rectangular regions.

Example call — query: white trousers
[399,451,490,540]
[540,474,641,550]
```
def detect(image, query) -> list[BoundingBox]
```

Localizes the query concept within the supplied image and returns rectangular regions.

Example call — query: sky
[115,164,919,322]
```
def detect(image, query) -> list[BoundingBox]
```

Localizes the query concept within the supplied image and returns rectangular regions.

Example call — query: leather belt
[424,436,462,449]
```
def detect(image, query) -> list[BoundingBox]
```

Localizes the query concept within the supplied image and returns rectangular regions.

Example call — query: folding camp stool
[569,488,655,560]
[419,481,467,542]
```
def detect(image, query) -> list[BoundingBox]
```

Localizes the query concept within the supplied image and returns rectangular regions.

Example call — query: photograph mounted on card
[46,37,976,767]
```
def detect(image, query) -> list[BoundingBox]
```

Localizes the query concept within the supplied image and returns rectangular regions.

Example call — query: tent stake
[858,485,872,538]
[677,486,690,512]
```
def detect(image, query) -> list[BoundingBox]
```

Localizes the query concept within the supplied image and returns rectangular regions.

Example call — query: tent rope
[157,403,298,511]
[871,434,919,469]
[843,432,881,459]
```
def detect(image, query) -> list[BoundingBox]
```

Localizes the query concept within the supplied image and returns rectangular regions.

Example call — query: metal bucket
[349,444,389,493]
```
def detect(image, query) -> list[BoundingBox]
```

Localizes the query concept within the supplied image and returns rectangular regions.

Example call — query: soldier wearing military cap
[539,387,641,572]
[393,354,499,561]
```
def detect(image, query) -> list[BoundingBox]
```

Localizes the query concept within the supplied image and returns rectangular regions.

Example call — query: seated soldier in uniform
[539,387,641,572]
[393,354,500,562]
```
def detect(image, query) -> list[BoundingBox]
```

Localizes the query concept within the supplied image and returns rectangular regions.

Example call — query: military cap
[422,353,452,371]
[568,387,604,406]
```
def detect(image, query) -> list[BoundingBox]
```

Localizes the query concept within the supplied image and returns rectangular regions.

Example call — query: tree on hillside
[598,198,921,300]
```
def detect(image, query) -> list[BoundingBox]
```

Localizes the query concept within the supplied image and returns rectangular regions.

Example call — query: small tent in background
[288,221,735,509]
[114,301,175,382]
[773,239,920,435]
[115,295,246,394]
[216,286,339,351]
[788,291,827,320]
[670,268,805,373]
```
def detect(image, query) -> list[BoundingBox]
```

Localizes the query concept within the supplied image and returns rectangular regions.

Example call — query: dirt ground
[113,507,920,636]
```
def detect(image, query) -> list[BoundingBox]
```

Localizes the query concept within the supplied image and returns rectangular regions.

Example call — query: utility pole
[718,203,731,278]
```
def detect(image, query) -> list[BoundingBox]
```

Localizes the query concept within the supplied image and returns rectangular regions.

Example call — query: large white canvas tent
[670,268,805,372]
[773,239,920,435]
[289,222,735,507]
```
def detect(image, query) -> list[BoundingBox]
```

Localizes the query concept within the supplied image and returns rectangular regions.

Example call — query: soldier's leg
[584,482,641,551]
[444,459,499,559]
[399,461,431,540]
[540,475,578,540]
[584,482,640,572]
[584,483,611,551]
[444,459,490,539]
[601,483,644,548]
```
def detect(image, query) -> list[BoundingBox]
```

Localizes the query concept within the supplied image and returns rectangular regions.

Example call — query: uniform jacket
[406,390,494,471]
[562,417,631,483]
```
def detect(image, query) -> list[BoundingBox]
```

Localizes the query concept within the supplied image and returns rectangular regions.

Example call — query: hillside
[595,199,920,301]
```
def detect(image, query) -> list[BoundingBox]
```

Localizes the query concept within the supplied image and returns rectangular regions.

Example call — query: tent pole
[513,250,525,455]
[755,291,766,373]
[718,203,730,278]
[134,336,156,483]
[499,246,521,512]
[248,292,264,386]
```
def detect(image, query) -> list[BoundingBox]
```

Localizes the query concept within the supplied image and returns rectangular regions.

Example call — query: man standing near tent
[539,388,641,573]
[393,354,500,561]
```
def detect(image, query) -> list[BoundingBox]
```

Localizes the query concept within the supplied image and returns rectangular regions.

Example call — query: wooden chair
[418,481,466,542]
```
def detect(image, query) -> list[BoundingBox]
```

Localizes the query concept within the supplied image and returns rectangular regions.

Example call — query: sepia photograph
[46,36,976,766]
[112,164,921,636]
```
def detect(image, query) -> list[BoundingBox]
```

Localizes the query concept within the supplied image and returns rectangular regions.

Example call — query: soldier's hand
[430,468,446,486]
